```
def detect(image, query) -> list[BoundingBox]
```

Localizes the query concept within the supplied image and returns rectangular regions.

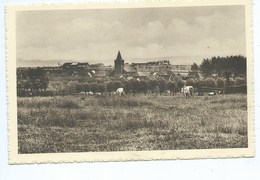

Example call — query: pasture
[17,94,248,153]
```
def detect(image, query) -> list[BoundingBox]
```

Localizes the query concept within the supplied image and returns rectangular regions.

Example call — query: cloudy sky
[16,5,246,66]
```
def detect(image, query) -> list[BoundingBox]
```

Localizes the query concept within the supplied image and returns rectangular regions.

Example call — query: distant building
[132,61,191,72]
[132,60,170,72]
[186,71,201,79]
[62,62,89,69]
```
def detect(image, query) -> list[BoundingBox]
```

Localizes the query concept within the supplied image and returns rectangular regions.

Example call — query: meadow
[17,94,248,153]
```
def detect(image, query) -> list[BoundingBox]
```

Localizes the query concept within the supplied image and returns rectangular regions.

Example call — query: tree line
[199,55,246,76]
[17,67,49,96]
[46,77,246,97]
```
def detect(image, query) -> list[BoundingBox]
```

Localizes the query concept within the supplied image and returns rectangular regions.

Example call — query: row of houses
[110,51,200,80]
[21,51,201,80]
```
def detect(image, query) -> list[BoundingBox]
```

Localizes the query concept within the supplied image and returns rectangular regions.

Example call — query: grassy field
[17,94,248,153]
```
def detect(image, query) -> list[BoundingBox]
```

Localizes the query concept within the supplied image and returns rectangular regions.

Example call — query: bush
[204,78,216,87]
[186,78,194,86]
[216,78,225,88]
[235,77,246,85]
[228,78,235,86]
[194,79,205,89]
[177,79,184,91]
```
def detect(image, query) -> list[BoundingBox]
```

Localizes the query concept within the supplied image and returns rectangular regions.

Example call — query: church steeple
[113,50,124,76]
[116,50,122,60]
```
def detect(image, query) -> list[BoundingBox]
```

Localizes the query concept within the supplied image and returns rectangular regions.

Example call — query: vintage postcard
[6,0,254,164]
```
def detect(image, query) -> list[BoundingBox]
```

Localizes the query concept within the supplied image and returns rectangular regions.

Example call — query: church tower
[114,51,124,75]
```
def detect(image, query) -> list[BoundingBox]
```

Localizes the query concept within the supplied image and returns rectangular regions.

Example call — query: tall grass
[17,94,248,153]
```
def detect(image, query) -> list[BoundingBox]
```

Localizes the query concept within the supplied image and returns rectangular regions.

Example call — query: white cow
[208,92,216,96]
[183,86,194,98]
[86,91,93,96]
[116,88,125,96]
[79,92,85,95]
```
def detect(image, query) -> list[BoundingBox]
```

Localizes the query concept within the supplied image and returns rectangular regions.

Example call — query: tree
[234,77,246,85]
[52,81,65,96]
[200,59,212,76]
[191,63,199,71]
[199,56,246,76]
[131,79,140,96]
[149,79,159,89]
[106,81,114,92]
[124,80,133,93]
[229,78,235,86]
[139,80,149,95]
[75,82,83,93]
[158,79,167,95]
[216,78,225,88]
[89,82,98,93]
[204,78,216,87]
[167,81,176,95]
[67,81,78,94]
[20,67,49,96]
[82,82,90,93]
[186,78,194,86]
[97,83,106,94]
[177,79,184,92]
[112,81,123,91]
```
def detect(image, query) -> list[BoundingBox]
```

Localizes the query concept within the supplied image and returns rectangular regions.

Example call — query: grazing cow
[86,91,93,96]
[116,88,125,96]
[208,92,216,96]
[95,92,102,96]
[183,86,194,98]
[79,92,85,95]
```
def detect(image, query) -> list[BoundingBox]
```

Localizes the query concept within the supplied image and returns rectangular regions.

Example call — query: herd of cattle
[79,85,221,98]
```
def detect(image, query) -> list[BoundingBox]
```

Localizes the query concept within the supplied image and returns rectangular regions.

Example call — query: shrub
[186,78,194,86]
[235,77,246,85]
[177,79,184,91]
[204,78,216,87]
[216,78,225,88]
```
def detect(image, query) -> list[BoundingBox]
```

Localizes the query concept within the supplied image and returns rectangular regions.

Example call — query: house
[132,71,150,79]
[186,71,201,79]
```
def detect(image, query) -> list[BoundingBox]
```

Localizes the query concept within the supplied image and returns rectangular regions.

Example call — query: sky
[16,5,246,67]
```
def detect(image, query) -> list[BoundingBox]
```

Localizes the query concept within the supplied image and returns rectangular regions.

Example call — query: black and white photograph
[6,1,254,163]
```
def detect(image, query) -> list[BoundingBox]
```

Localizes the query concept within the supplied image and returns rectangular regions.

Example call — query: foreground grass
[17,94,248,153]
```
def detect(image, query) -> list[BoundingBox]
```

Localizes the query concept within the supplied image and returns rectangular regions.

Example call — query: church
[110,51,127,77]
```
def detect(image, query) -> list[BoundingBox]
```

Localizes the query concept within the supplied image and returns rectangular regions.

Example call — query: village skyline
[16,54,207,67]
